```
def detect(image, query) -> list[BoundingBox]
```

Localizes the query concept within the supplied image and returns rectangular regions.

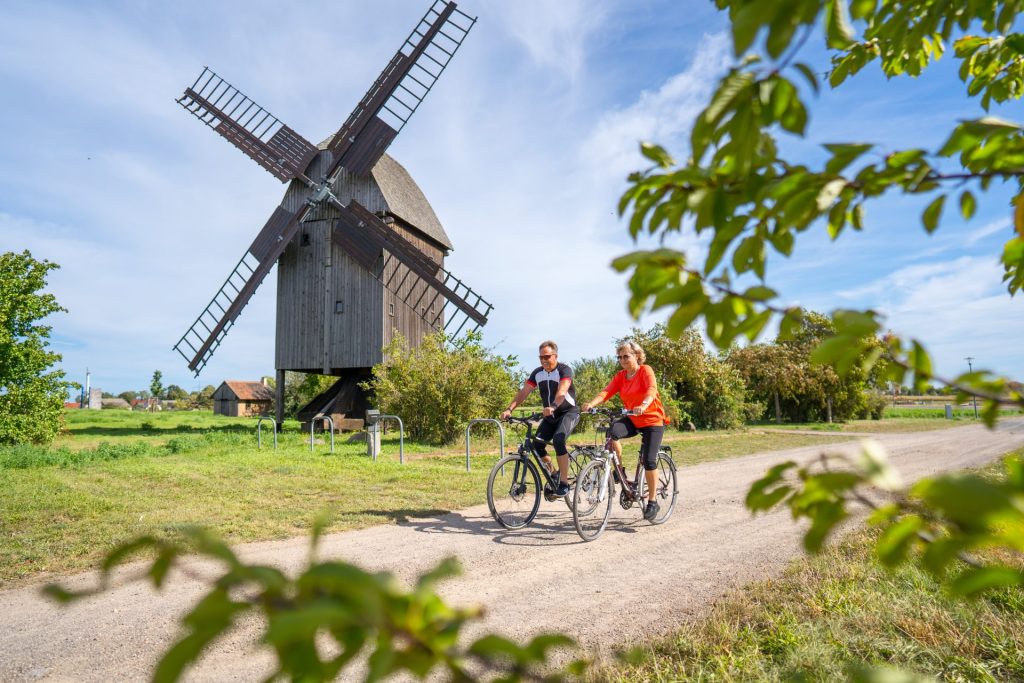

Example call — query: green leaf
[876,515,923,567]
[922,195,945,233]
[468,634,523,661]
[959,190,976,220]
[816,178,846,211]
[416,557,461,591]
[742,285,777,302]
[949,566,1024,597]
[746,461,797,512]
[826,0,855,49]
[804,500,846,553]
[640,142,675,168]
[857,441,902,490]
[793,62,820,93]
[824,142,872,174]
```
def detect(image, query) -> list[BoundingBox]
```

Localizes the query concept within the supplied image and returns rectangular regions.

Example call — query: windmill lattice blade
[178,68,318,182]
[332,201,491,337]
[327,0,476,177]
[173,205,308,375]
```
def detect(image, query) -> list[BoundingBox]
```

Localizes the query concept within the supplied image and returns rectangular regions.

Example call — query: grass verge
[0,412,851,588]
[593,454,1024,683]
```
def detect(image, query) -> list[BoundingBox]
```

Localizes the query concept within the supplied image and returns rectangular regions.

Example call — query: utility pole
[965,356,979,419]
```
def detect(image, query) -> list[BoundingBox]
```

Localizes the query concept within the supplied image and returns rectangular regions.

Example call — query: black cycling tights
[609,418,664,471]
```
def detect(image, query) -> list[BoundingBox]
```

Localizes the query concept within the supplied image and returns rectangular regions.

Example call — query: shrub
[864,392,889,420]
[365,331,518,445]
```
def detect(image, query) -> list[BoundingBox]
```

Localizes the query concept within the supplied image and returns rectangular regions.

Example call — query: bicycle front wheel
[638,452,678,525]
[572,458,614,542]
[487,454,542,529]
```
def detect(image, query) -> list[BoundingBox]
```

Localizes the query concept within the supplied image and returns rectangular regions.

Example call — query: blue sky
[1,0,1020,395]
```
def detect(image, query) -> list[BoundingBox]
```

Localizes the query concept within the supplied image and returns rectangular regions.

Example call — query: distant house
[213,380,275,417]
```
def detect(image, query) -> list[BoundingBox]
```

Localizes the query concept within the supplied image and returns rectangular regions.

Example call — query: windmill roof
[317,136,453,251]
[221,381,275,402]
[370,154,452,251]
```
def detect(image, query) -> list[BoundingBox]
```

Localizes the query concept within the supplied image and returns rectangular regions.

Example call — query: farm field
[0,410,857,588]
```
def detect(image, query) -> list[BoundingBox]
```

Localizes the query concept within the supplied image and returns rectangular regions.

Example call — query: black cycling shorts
[609,418,664,471]
[534,410,580,457]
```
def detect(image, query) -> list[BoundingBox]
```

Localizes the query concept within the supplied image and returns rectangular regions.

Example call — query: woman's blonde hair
[616,340,646,365]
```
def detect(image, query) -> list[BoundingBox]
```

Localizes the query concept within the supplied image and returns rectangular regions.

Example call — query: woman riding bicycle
[581,340,669,522]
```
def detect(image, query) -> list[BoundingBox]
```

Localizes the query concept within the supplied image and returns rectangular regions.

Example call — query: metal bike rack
[257,417,278,450]
[371,415,405,463]
[465,418,505,472]
[309,415,335,453]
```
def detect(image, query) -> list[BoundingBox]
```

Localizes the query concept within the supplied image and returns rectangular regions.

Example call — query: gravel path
[2,419,1023,682]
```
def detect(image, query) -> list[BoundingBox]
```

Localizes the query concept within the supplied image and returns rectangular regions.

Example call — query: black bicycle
[572,407,678,541]
[486,414,590,529]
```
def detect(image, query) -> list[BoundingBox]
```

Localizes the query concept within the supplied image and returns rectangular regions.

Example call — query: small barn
[213,380,275,417]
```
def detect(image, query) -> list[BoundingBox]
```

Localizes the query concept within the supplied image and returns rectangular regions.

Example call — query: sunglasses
[617,354,634,359]
[539,353,555,360]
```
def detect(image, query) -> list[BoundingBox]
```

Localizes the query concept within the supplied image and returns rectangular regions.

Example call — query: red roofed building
[212,380,275,417]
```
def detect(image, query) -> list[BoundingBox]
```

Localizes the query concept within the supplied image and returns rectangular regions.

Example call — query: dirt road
[3,420,1023,681]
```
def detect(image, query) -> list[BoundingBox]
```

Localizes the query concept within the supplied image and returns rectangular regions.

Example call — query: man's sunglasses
[539,354,555,360]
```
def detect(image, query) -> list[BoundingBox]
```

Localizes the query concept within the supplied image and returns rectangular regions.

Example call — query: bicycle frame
[504,415,564,491]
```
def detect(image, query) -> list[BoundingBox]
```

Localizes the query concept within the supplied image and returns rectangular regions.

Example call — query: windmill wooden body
[171,1,490,425]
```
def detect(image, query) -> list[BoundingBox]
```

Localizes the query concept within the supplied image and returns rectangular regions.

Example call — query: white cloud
[489,1,608,84]
[836,255,1022,378]
[965,217,1013,246]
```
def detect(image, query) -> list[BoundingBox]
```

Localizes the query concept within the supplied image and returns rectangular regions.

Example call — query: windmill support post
[275,369,285,428]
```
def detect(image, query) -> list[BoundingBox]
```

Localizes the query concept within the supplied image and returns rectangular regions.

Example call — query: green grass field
[0,410,856,588]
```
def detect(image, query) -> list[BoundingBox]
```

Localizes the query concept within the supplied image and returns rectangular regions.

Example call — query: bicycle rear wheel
[572,458,614,541]
[564,446,596,511]
[638,451,678,525]
[487,454,541,529]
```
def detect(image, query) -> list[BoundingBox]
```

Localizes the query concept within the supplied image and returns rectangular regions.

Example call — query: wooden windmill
[171,1,490,425]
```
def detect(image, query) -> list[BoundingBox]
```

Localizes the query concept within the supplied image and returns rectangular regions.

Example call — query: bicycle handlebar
[503,413,543,425]
[587,407,636,417]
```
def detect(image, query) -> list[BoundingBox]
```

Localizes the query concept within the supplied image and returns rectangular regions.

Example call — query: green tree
[192,385,215,410]
[165,384,188,402]
[282,371,336,417]
[626,324,753,429]
[0,251,72,445]
[730,310,886,423]
[150,370,164,401]
[117,390,137,405]
[612,0,1024,613]
[726,342,801,423]
[366,331,518,445]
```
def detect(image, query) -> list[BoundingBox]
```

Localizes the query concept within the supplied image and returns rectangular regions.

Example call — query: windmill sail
[178,68,319,182]
[173,205,309,375]
[326,0,476,177]
[332,201,491,336]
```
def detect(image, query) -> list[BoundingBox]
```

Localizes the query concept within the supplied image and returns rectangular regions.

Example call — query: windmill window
[335,300,344,314]
[301,232,310,247]
[388,303,395,317]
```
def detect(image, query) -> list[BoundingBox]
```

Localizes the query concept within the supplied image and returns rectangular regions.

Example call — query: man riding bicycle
[501,340,580,498]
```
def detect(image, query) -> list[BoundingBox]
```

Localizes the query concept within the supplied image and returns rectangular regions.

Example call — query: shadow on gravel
[391,508,645,547]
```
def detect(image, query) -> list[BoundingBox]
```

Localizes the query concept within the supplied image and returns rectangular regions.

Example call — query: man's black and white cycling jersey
[526,363,578,416]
